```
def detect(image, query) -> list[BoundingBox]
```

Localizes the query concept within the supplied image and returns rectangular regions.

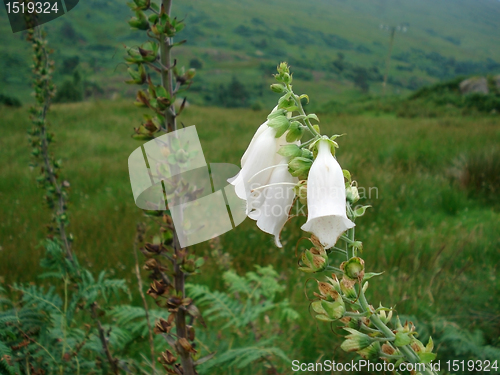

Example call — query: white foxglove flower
[301,139,354,249]
[229,121,283,204]
[248,156,297,247]
[229,118,298,247]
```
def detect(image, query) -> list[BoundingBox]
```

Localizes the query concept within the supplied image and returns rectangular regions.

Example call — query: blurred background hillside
[1,0,500,107]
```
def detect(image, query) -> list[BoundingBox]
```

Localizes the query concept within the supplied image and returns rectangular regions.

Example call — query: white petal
[230,126,281,213]
[241,121,269,167]
[249,159,297,247]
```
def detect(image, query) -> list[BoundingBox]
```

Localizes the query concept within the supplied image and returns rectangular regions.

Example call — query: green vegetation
[1,0,500,371]
[1,101,499,371]
[319,76,500,117]
[0,94,22,108]
[1,0,500,105]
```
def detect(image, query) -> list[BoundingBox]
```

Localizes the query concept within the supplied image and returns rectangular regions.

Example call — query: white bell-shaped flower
[229,121,283,205]
[301,139,355,249]
[248,156,297,247]
[229,119,298,247]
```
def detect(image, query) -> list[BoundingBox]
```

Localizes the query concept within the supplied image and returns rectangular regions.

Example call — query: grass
[0,101,499,369]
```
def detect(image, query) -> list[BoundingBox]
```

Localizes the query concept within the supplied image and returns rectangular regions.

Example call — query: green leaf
[156,86,168,99]
[167,155,177,164]
[268,115,291,138]
[267,115,289,129]
[343,169,351,183]
[331,133,345,141]
[299,94,309,104]
[171,137,180,152]
[354,205,371,217]
[284,105,299,112]
[267,109,286,120]
[418,352,437,364]
[363,272,384,281]
[306,113,320,122]
[194,352,217,366]
[148,13,159,23]
[285,121,304,142]
[277,144,302,158]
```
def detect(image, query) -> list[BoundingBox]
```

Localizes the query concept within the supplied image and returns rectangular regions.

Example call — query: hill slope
[1,0,499,105]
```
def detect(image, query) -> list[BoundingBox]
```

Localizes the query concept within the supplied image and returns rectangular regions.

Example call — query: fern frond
[186,285,244,327]
[12,285,62,315]
[111,305,167,337]
[0,359,16,375]
[204,338,290,370]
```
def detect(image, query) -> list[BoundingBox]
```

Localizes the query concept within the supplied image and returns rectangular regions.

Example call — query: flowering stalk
[26,24,72,261]
[235,62,439,374]
[25,20,123,374]
[125,1,204,373]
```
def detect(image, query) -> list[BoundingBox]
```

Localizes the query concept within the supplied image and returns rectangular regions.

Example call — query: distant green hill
[1,0,499,106]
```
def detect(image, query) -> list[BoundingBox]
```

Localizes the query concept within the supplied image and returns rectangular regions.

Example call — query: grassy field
[0,100,499,369]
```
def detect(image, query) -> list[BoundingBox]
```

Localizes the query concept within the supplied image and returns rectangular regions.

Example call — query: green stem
[286,84,321,138]
[61,276,69,365]
[299,137,319,149]
[325,266,343,274]
[358,286,437,375]
[329,247,347,255]
[347,216,437,374]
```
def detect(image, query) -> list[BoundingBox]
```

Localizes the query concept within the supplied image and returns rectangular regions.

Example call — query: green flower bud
[299,248,327,273]
[377,306,393,324]
[301,148,313,159]
[181,259,196,273]
[340,328,374,352]
[282,72,292,84]
[312,299,345,322]
[133,0,150,10]
[311,300,327,315]
[320,299,345,320]
[394,331,412,347]
[186,68,196,80]
[346,185,360,203]
[325,274,341,294]
[277,62,290,75]
[175,149,189,163]
[128,11,149,30]
[288,157,313,179]
[316,280,339,301]
[340,257,365,281]
[270,84,285,93]
[340,276,357,299]
[149,13,159,24]
[357,341,381,360]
